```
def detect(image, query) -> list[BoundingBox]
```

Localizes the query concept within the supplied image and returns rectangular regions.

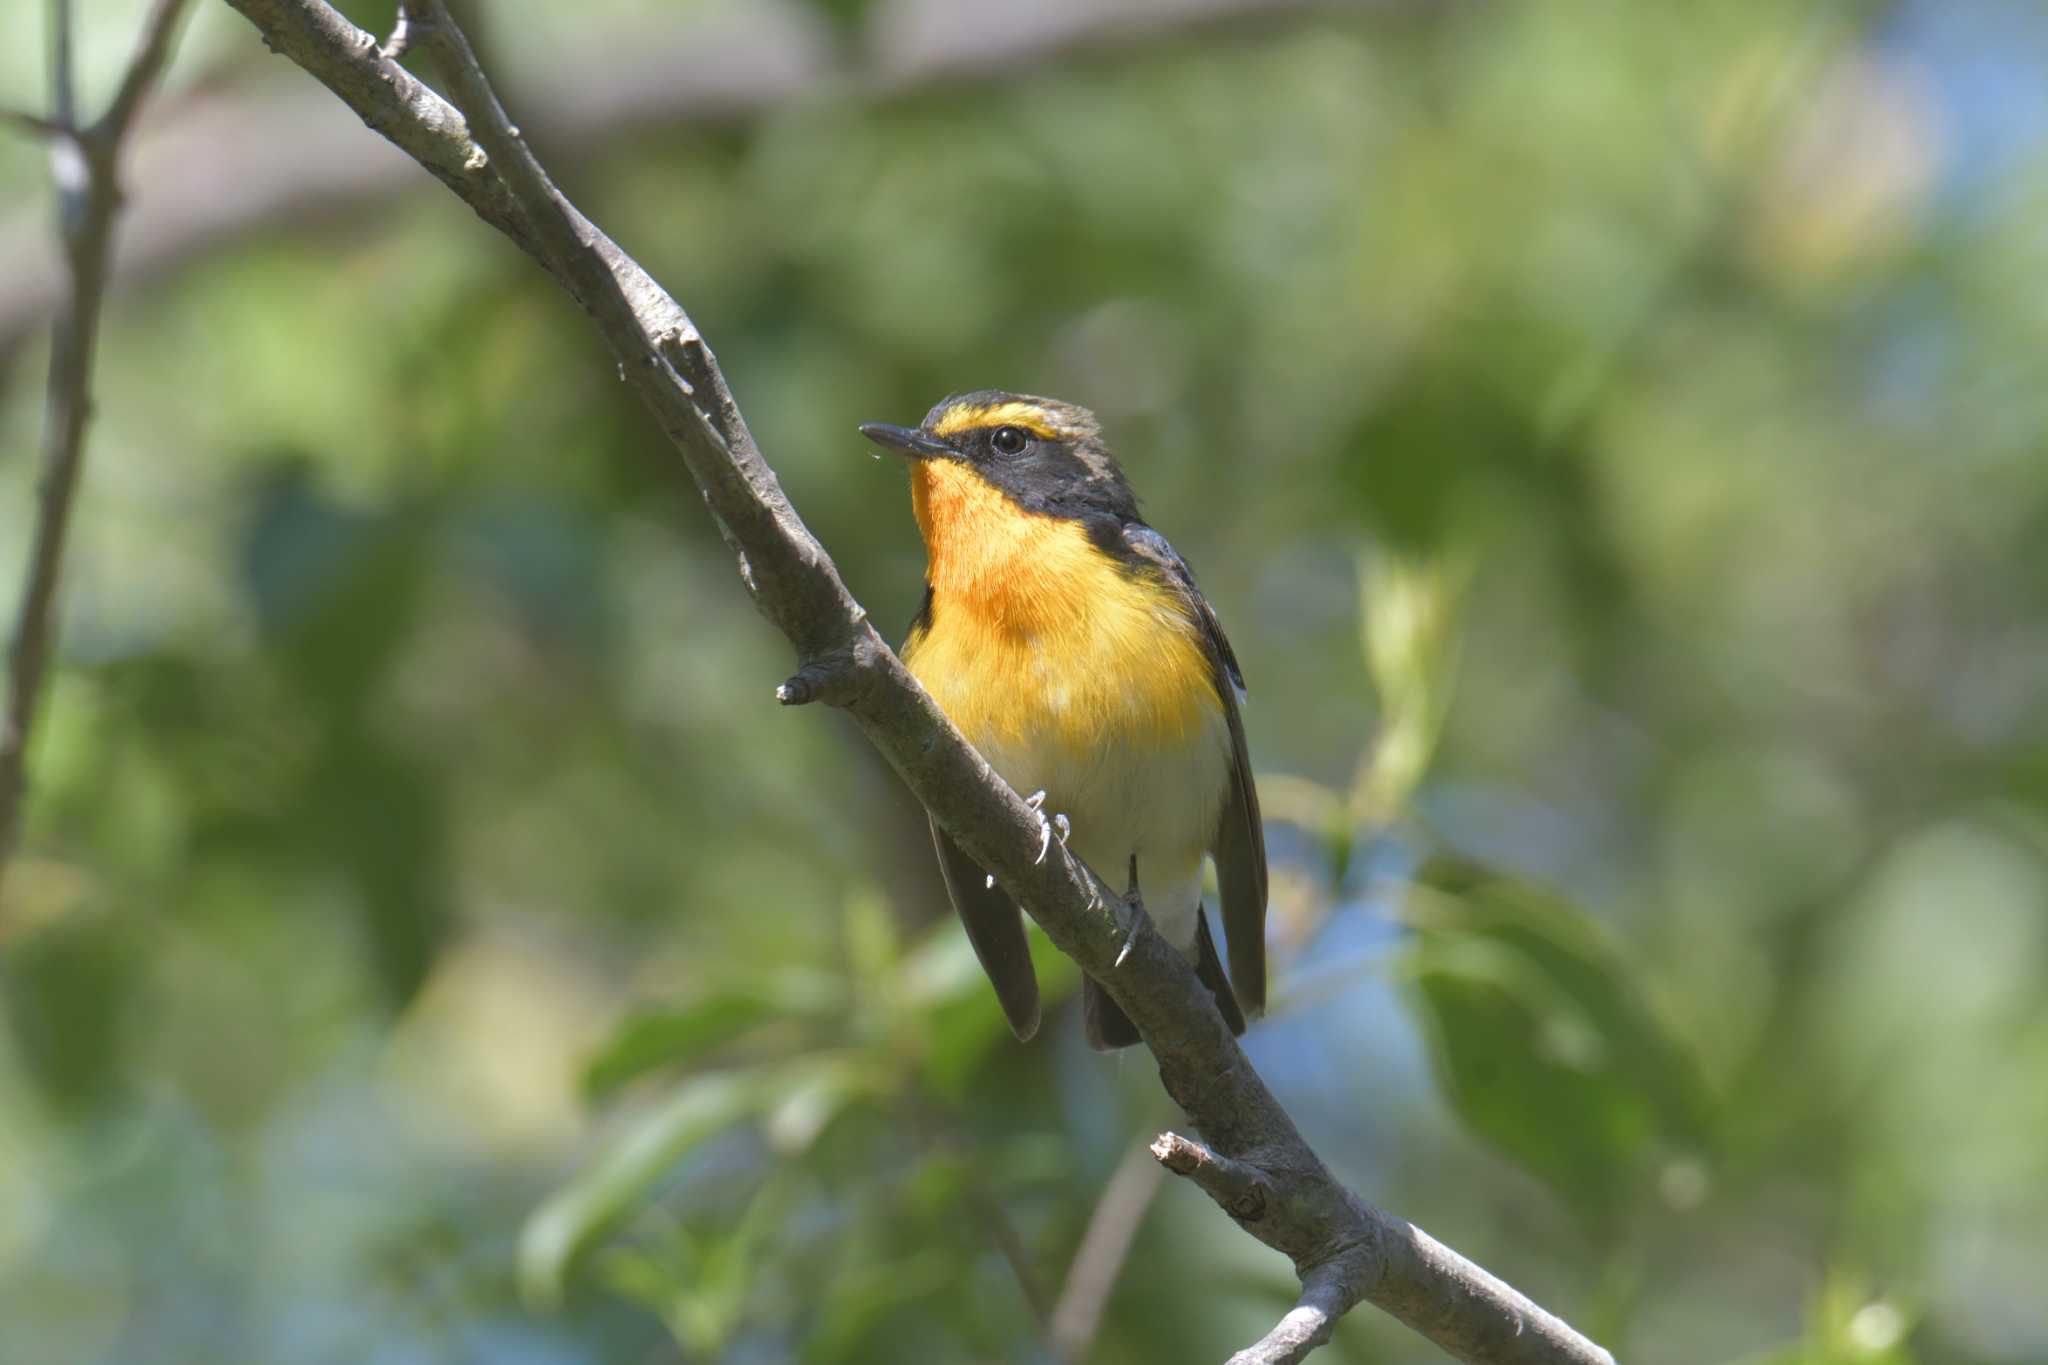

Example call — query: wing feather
[1120,524,1268,1016]
[930,816,1041,1040]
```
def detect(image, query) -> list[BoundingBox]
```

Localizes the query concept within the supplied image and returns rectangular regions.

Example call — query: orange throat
[910,460,1088,637]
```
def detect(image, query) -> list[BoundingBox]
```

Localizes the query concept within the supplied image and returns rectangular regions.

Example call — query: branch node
[1151,1132,1274,1224]
[776,649,866,708]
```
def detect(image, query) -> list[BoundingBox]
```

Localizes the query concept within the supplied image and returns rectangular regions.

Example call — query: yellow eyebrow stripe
[929,401,1065,441]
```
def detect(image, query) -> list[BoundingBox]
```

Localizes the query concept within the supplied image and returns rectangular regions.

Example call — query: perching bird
[859,392,1266,1050]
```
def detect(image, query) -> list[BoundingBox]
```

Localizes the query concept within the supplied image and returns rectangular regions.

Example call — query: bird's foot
[1114,854,1143,966]
[1032,806,1073,865]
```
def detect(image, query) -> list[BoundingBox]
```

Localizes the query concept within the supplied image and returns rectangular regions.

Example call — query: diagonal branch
[0,0,193,895]
[213,4,1617,1363]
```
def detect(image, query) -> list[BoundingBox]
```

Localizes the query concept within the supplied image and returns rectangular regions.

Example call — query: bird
[859,391,1266,1050]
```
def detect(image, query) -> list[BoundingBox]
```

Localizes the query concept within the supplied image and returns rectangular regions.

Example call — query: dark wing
[930,815,1041,1040]
[1120,523,1268,1017]
[907,585,1039,1040]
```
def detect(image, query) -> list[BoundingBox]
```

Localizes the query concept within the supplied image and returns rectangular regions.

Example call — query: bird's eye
[990,426,1029,456]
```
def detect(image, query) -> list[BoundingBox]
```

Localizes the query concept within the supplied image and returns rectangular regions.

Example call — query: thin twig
[0,0,193,895]
[49,0,77,132]
[1224,1262,1363,1365]
[97,0,197,143]
[1051,1142,1168,1362]
[214,4,1618,1362]
[0,108,71,139]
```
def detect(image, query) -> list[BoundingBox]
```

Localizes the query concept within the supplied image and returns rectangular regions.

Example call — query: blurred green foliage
[5,0,2048,1362]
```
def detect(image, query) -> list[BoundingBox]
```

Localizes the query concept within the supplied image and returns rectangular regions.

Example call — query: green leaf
[1402,868,1715,1224]
[581,968,846,1099]
[582,994,782,1100]
[1355,548,1467,823]
[595,1176,798,1357]
[519,1071,770,1310]
[763,1054,878,1156]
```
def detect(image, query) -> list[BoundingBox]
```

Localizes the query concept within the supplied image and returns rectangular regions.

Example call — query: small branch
[0,108,71,139]
[1152,1131,1275,1222]
[95,0,195,145]
[49,0,77,132]
[214,5,1619,1363]
[0,0,193,894]
[1224,1262,1363,1365]
[1051,1142,1168,1362]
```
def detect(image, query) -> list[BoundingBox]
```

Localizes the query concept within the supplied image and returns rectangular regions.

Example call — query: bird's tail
[1082,908,1246,1050]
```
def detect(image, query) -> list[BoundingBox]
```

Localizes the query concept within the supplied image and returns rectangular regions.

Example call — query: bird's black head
[859,390,1139,523]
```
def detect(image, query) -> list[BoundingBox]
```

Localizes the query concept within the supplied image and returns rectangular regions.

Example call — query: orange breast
[902,460,1218,755]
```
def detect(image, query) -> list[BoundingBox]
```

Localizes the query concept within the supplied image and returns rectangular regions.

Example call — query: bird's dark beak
[859,423,952,459]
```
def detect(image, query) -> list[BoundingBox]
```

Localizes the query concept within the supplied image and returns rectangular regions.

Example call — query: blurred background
[5,0,2048,1361]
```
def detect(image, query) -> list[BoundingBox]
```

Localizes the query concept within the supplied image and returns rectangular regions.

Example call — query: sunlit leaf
[1355,549,1467,824]
[584,992,787,1100]
[764,1055,878,1156]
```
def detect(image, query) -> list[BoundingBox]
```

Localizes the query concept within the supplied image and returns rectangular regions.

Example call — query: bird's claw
[1034,807,1072,865]
[1025,789,1047,810]
[1114,853,1142,966]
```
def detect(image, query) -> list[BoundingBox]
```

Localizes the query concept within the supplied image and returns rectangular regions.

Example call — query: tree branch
[1223,1260,1365,1365]
[0,0,193,895]
[212,4,1616,1362]
[0,108,71,139]
[97,0,197,142]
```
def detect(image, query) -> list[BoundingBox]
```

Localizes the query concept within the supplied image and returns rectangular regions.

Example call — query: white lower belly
[979,716,1230,952]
